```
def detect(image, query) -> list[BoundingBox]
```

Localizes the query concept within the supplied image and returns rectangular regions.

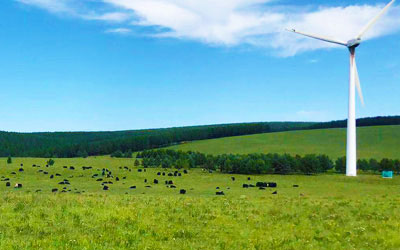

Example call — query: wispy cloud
[16,0,400,56]
[105,27,132,34]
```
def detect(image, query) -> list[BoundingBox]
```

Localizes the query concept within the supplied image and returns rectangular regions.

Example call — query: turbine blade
[357,0,396,39]
[354,58,365,106]
[286,28,347,46]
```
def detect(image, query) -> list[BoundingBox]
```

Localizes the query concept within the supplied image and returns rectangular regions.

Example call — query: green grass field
[168,125,400,160]
[0,157,400,249]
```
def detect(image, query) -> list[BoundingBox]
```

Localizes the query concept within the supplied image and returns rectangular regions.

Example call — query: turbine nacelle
[346,38,361,49]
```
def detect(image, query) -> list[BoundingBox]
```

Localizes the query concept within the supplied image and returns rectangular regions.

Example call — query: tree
[357,159,369,172]
[380,158,394,171]
[47,159,55,166]
[134,159,140,167]
[369,159,380,172]
[77,150,88,158]
[124,150,133,158]
[335,157,346,173]
[111,150,123,158]
[7,156,12,164]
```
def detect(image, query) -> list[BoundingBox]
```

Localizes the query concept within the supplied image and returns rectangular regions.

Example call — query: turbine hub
[347,38,361,48]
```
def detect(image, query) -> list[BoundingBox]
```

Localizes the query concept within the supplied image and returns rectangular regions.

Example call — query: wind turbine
[287,0,396,176]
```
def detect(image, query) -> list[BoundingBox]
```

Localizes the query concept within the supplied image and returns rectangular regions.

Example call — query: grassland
[0,157,399,249]
[168,125,400,160]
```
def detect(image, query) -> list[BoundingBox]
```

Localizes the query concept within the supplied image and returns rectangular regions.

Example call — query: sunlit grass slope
[168,125,400,159]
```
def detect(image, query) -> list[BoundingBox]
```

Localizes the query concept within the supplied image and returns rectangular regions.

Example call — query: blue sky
[0,0,399,132]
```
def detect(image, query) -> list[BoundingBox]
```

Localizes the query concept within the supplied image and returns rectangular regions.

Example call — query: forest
[0,116,399,157]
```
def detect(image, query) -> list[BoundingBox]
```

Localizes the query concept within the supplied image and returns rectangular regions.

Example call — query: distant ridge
[0,116,399,158]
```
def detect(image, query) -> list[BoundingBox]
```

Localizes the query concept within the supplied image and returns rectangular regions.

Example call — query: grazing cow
[178,173,182,177]
[130,186,136,189]
[293,185,299,188]
[14,183,22,188]
[50,175,54,179]
[96,178,103,181]
[145,185,151,188]
[231,177,235,181]
[243,184,249,188]
[162,172,166,176]
[268,182,277,188]
[168,180,173,185]
[157,172,161,176]
[36,189,41,192]
[52,188,58,192]
[138,169,142,172]
[170,185,176,188]
[6,182,10,187]
[3,178,10,181]
[183,170,188,174]
[43,172,48,175]
[249,184,255,187]
[19,168,24,172]
[259,187,265,190]
[38,170,43,173]
[174,172,178,177]
[216,191,224,195]
[56,173,61,176]
[69,166,75,170]
[216,187,220,189]
[11,172,16,175]
[116,177,120,181]
[256,182,267,188]
[46,165,49,168]
[63,166,67,169]
[247,177,251,181]
[180,189,186,194]
[32,164,36,167]
[20,164,23,166]
[168,173,173,177]
[144,179,147,183]
[103,186,109,191]
[122,177,126,180]
[272,191,277,195]
[153,179,159,184]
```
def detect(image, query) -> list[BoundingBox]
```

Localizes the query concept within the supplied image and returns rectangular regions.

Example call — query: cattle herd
[0,163,295,195]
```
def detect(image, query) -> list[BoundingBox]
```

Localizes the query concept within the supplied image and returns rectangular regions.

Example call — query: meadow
[0,157,399,249]
[168,125,400,160]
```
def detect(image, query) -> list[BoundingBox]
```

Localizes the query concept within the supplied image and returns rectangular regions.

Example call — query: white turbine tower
[287,0,396,176]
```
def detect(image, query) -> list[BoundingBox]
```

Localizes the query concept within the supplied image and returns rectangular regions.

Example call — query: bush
[335,157,346,173]
[47,159,55,166]
[7,156,12,164]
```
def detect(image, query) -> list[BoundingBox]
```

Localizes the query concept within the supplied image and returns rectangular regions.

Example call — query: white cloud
[105,27,132,34]
[16,0,400,56]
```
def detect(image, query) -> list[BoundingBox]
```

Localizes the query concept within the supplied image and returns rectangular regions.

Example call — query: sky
[0,0,399,132]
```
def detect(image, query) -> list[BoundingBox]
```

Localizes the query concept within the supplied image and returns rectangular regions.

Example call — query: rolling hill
[167,125,400,160]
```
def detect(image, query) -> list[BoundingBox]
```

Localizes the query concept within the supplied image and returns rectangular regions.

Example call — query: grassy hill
[168,125,400,160]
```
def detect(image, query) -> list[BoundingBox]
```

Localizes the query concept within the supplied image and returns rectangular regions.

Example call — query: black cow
[168,173,173,177]
[52,188,58,192]
[56,173,61,176]
[170,185,176,188]
[19,168,24,172]
[180,189,186,194]
[144,179,147,183]
[14,183,22,188]
[178,173,182,177]
[293,184,299,188]
[162,172,166,176]
[153,179,159,184]
[69,166,75,170]
[183,170,188,174]
[103,186,109,191]
[168,180,173,185]
[116,177,120,181]
[130,186,136,189]
[6,182,10,187]
[96,178,103,181]
[138,169,142,172]
[268,182,277,188]
[231,177,235,181]
[272,191,277,195]
[242,184,249,188]
[216,191,225,195]
[50,175,54,179]
[157,172,161,176]
[247,177,251,180]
